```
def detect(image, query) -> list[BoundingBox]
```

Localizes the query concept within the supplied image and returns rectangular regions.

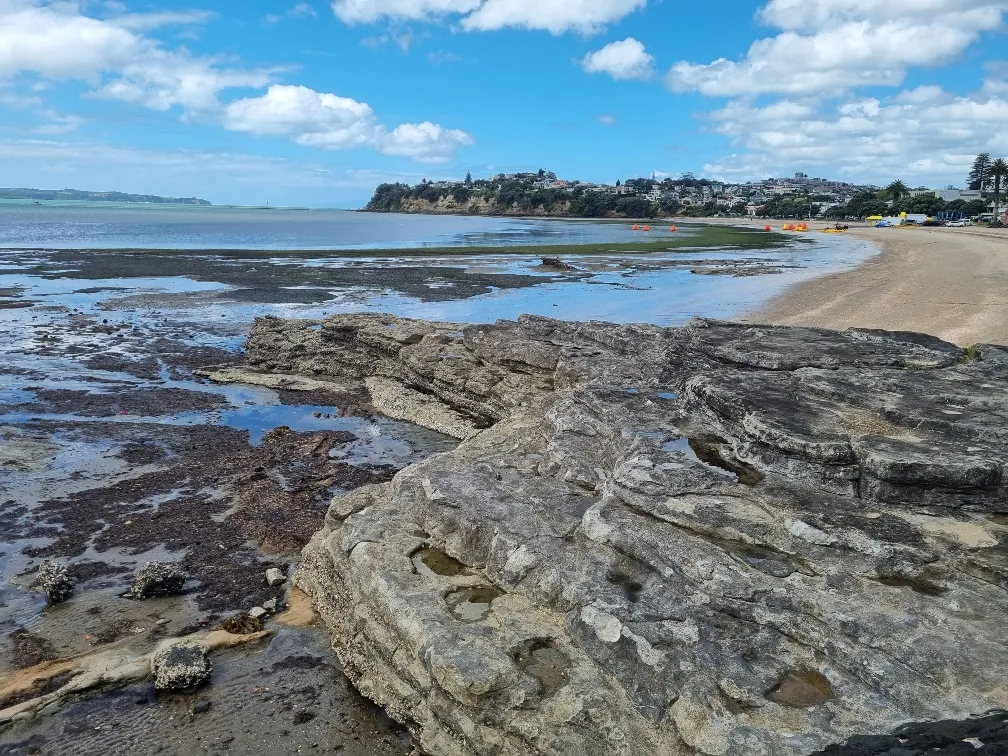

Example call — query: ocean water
[0,202,672,250]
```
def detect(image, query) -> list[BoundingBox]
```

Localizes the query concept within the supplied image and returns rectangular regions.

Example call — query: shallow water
[0,204,691,251]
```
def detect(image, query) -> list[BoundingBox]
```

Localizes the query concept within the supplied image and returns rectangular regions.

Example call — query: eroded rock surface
[245,313,1008,756]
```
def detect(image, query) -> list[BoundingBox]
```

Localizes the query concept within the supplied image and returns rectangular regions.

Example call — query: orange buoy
[632,224,639,231]
[764,224,772,232]
[670,225,678,232]
[643,225,650,232]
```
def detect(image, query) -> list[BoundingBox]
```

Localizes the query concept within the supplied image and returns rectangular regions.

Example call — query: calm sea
[0,202,647,250]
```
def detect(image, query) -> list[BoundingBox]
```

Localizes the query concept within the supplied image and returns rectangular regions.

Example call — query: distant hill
[0,188,212,205]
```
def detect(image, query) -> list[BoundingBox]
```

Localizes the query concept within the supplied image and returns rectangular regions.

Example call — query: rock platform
[246,313,1008,755]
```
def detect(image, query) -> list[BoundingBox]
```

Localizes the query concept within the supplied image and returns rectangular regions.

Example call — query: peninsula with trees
[0,188,212,205]
[366,157,1007,224]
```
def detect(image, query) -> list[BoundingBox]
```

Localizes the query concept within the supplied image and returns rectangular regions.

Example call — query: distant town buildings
[410,169,1000,219]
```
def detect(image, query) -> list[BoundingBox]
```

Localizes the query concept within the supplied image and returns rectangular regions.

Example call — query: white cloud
[462,0,647,33]
[703,88,1008,184]
[33,111,83,135]
[107,9,217,31]
[0,1,274,113]
[224,84,473,162]
[332,0,646,33]
[381,121,474,162]
[226,84,378,147]
[333,0,480,24]
[597,114,616,125]
[669,2,1007,96]
[581,38,654,80]
[758,0,1006,29]
[98,56,274,113]
[264,4,318,25]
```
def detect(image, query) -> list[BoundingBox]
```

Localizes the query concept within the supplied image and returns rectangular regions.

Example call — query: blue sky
[1,0,1006,207]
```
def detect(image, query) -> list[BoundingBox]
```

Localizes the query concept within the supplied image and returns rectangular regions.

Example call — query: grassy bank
[28,224,790,259]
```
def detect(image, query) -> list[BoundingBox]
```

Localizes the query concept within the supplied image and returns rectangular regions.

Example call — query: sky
[1,0,1007,207]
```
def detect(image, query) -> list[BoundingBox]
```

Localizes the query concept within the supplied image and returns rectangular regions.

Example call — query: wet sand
[746,225,1008,346]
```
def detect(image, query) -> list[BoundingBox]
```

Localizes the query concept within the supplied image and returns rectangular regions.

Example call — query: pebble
[249,607,268,621]
[266,567,286,587]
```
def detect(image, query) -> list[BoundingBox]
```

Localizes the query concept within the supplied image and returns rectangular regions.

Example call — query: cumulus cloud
[381,121,474,162]
[703,88,1008,183]
[0,2,468,162]
[758,0,1006,29]
[0,1,272,112]
[332,0,646,33]
[581,38,654,80]
[225,85,473,162]
[669,1,1007,96]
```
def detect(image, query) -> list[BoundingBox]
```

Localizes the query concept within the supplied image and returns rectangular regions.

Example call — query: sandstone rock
[35,560,73,604]
[152,641,212,690]
[128,562,186,600]
[243,314,1008,756]
[266,567,286,587]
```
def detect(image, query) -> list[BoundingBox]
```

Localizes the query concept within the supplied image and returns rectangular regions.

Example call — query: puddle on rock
[411,547,469,579]
[766,669,834,708]
[445,585,503,622]
[661,434,765,486]
[513,639,571,698]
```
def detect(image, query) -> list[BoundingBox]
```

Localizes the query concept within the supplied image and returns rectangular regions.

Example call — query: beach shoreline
[733,222,1008,347]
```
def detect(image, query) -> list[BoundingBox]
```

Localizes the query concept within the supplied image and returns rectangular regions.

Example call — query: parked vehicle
[946,219,971,227]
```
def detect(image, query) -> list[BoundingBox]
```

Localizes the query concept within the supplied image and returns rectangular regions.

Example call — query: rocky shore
[245,313,1008,755]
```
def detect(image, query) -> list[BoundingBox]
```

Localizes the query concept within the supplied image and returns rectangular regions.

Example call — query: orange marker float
[632,224,639,231]
[764,224,772,232]
[643,225,651,232]
[669,225,678,232]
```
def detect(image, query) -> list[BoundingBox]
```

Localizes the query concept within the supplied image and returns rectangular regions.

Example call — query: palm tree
[990,158,1007,225]
[886,179,909,203]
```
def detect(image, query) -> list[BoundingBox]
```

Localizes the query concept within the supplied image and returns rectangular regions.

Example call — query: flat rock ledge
[246,313,1008,756]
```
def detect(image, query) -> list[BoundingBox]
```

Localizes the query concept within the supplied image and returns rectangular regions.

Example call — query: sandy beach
[744,224,1008,346]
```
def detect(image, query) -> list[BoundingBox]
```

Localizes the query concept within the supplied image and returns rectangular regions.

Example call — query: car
[946,219,971,227]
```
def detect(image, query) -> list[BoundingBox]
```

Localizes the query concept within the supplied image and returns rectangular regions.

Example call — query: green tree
[969,153,992,192]
[964,199,988,217]
[904,193,946,216]
[465,171,472,185]
[990,158,1007,224]
[885,180,909,204]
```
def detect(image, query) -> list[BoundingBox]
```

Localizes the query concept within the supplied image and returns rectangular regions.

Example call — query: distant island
[365,168,998,221]
[0,188,211,205]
